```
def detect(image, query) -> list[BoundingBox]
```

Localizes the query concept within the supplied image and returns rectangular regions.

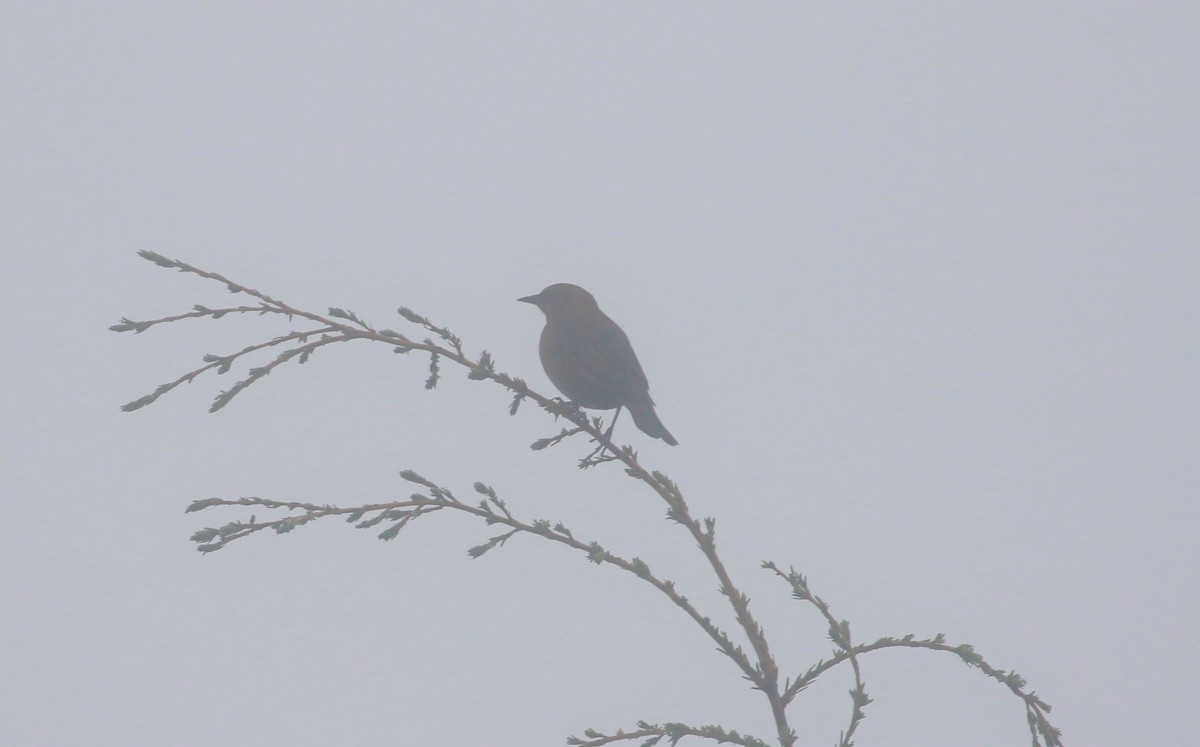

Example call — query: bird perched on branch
[519,283,677,445]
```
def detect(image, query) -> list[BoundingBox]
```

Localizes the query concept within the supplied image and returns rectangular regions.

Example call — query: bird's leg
[582,407,621,461]
[602,407,622,443]
[580,407,622,462]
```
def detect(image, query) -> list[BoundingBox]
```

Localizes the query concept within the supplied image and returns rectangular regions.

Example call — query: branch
[119,327,343,412]
[764,563,869,747]
[569,720,770,747]
[185,473,758,705]
[784,633,1061,747]
[116,252,1063,747]
[116,251,792,741]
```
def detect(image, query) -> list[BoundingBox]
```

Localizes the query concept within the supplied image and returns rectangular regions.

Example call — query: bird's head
[518,283,599,317]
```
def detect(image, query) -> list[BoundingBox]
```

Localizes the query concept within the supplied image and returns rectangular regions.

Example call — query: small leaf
[467,542,492,558]
[586,541,606,564]
[425,352,440,390]
[397,307,424,324]
[399,469,432,487]
[138,250,177,268]
[190,527,221,543]
[120,395,154,412]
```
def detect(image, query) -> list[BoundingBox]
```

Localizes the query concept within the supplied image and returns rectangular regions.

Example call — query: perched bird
[519,283,677,445]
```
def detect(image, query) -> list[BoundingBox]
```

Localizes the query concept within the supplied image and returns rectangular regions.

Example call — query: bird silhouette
[519,283,677,445]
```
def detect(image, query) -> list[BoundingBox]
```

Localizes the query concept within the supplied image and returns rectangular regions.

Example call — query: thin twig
[764,562,870,747]
[569,720,770,747]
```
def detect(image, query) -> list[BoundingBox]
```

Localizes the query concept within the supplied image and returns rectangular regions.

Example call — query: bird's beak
[517,293,541,305]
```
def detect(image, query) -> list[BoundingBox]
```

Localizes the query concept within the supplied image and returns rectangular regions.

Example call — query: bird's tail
[627,397,678,446]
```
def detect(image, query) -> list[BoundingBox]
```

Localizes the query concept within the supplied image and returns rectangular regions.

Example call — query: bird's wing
[580,313,650,395]
[541,311,654,408]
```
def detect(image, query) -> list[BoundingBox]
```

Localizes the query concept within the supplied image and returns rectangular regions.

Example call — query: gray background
[4,3,1197,745]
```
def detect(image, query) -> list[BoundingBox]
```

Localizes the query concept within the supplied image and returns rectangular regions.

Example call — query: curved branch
[185,476,759,697]
[785,634,1060,746]
[117,252,792,741]
[764,563,869,747]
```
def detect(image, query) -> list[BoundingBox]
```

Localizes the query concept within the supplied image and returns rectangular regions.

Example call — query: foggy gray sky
[3,4,1197,746]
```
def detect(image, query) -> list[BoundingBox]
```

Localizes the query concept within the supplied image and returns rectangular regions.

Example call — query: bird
[519,283,677,445]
